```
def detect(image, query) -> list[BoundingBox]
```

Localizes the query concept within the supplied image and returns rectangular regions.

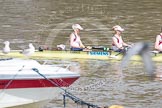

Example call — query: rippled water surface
[1,0,162,108]
[45,59,162,108]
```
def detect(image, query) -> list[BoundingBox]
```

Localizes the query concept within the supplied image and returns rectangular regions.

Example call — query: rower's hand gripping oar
[121,42,155,75]
[115,46,131,56]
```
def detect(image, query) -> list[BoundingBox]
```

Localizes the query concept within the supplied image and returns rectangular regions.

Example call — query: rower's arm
[79,40,85,48]
[123,42,131,47]
[122,37,131,47]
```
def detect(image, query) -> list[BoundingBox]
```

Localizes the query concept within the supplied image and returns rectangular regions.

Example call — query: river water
[0,0,162,108]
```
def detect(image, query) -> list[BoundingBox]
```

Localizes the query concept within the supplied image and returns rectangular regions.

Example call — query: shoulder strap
[113,36,119,43]
[73,33,77,42]
[158,35,162,45]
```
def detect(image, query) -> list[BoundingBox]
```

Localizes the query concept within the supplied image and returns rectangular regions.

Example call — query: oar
[121,42,155,75]
[115,52,122,56]
[91,46,112,51]
[114,46,130,56]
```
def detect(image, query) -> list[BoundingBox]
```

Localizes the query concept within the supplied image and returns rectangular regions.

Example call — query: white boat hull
[0,58,80,108]
[0,87,61,108]
[9,100,50,108]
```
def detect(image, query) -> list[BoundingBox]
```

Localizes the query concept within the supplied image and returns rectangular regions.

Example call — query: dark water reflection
[1,0,162,108]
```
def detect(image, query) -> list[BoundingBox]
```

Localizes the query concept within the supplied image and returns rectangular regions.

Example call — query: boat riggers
[115,46,130,56]
[150,50,162,56]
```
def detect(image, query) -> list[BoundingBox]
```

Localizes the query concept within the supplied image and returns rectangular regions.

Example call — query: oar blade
[121,42,155,75]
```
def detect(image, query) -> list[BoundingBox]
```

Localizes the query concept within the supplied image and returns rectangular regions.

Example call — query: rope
[63,91,100,108]
[0,65,25,94]
[32,67,100,108]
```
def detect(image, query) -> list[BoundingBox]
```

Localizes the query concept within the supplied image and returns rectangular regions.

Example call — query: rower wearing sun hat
[112,25,131,52]
[70,24,86,51]
[154,27,162,52]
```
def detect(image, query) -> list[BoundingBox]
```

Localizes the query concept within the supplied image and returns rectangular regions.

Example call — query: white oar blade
[141,52,155,75]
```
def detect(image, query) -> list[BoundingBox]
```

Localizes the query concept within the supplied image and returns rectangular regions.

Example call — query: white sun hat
[72,24,83,30]
[112,25,124,32]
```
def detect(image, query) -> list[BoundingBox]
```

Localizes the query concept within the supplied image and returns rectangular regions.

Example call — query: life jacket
[159,35,162,45]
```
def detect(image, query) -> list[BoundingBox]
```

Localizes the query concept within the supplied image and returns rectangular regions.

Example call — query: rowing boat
[1,50,162,62]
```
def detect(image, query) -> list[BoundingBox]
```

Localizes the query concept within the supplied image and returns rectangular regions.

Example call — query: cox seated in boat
[154,28,162,52]
[70,24,86,51]
[111,25,132,52]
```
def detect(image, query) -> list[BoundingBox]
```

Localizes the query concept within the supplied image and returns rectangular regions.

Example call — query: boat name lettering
[89,51,109,56]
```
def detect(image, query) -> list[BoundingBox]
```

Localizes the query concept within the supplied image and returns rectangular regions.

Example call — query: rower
[111,25,131,53]
[154,27,162,52]
[70,24,85,51]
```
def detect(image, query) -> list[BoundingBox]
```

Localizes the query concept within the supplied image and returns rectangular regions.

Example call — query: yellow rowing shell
[1,50,161,61]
